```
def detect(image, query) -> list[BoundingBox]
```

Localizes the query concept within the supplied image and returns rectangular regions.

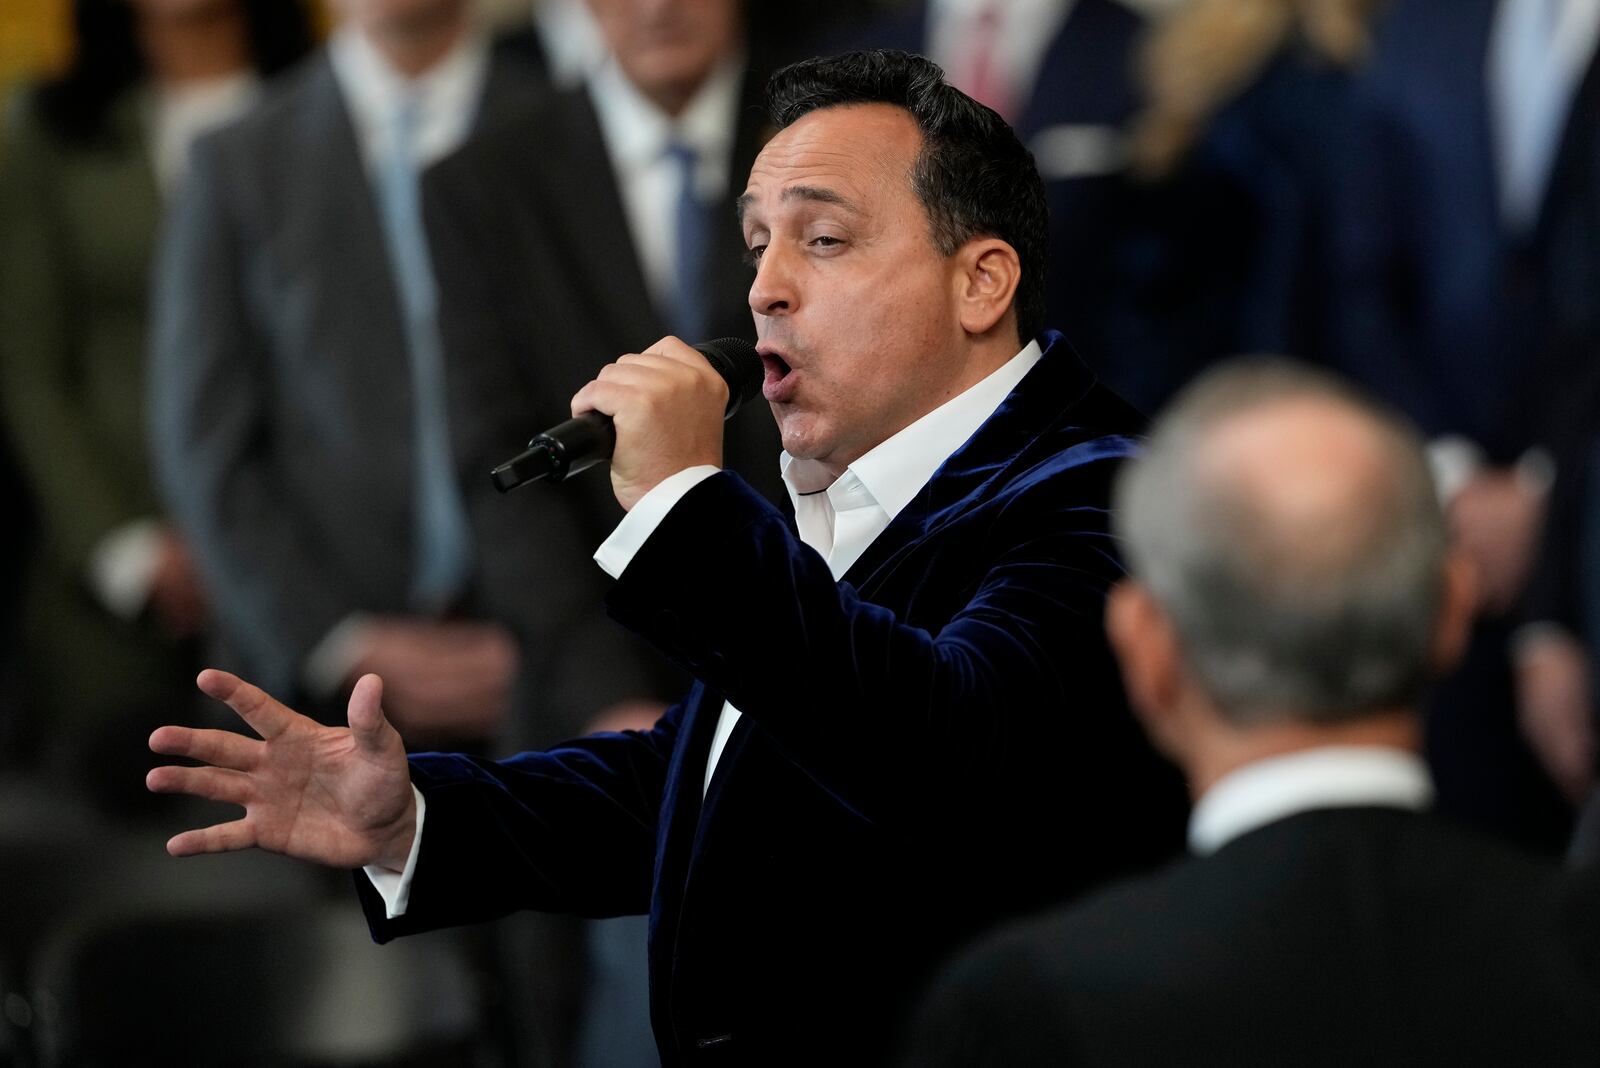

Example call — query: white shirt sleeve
[1427,436,1485,504]
[592,465,721,579]
[87,518,165,620]
[361,786,427,919]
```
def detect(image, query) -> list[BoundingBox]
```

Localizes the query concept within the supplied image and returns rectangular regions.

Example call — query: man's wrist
[363,786,425,920]
[594,465,721,579]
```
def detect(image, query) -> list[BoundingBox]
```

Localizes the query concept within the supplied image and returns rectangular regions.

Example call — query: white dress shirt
[148,71,261,193]
[366,340,1045,918]
[533,0,607,88]
[1488,0,1600,234]
[585,52,744,312]
[1187,746,1435,856]
[328,25,490,176]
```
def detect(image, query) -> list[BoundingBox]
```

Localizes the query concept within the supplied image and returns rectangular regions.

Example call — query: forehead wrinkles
[743,108,919,218]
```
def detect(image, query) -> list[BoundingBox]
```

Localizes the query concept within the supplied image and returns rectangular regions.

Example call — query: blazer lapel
[299,58,408,339]
[1535,38,1600,243]
[839,338,1098,591]
[528,89,664,349]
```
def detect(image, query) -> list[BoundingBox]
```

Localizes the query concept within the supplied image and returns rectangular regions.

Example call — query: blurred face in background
[129,0,250,82]
[330,0,467,42]
[587,0,742,115]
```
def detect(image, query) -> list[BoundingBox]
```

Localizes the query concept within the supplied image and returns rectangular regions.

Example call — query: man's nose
[748,244,796,318]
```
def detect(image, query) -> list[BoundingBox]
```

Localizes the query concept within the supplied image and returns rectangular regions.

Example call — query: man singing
[149,50,1185,1064]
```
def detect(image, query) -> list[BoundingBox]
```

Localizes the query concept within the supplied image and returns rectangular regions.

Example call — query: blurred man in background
[147,2,675,1060]
[907,360,1600,1066]
[148,0,655,751]
[1333,0,1600,850]
[0,0,311,809]
[420,0,786,515]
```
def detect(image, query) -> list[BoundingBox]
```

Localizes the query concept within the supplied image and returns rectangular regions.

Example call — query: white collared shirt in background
[149,71,261,193]
[585,52,744,313]
[1188,746,1434,856]
[328,25,490,175]
[1488,0,1600,234]
[533,0,607,88]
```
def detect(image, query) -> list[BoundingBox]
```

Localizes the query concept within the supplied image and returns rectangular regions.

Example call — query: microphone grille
[696,337,764,417]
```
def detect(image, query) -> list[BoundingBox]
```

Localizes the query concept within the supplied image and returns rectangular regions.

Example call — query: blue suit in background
[1330,0,1600,850]
[355,334,1188,1065]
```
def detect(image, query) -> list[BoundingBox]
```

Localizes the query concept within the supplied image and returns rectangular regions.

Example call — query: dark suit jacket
[1331,0,1600,850]
[355,334,1189,1064]
[1334,0,1600,461]
[1518,24,1600,680]
[1110,45,1372,415]
[909,805,1600,1067]
[149,46,656,741]
[419,71,786,516]
[0,87,197,781]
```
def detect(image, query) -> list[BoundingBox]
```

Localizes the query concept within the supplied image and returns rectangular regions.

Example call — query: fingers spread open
[196,669,293,740]
[165,817,258,858]
[146,764,253,806]
[148,725,258,770]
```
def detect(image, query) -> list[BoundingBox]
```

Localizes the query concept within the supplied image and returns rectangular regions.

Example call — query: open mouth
[760,351,792,380]
[758,347,797,402]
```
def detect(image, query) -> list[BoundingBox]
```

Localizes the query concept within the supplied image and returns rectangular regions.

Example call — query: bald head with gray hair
[1113,360,1450,727]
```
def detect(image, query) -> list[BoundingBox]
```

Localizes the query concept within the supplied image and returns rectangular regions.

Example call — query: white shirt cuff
[1427,436,1484,505]
[87,519,164,620]
[592,465,721,579]
[362,785,426,920]
[302,614,376,700]
[1511,621,1576,659]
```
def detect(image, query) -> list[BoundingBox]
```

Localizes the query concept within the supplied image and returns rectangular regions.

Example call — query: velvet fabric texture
[355,334,1188,1064]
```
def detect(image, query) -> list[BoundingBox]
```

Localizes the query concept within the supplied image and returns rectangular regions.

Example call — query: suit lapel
[529,89,664,349]
[1535,36,1600,243]
[473,45,548,134]
[277,58,416,447]
[839,339,1098,591]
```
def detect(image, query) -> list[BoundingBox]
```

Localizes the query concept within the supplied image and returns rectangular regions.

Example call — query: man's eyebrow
[736,185,859,226]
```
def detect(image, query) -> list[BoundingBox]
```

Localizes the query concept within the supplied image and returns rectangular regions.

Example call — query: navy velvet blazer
[356,334,1188,1064]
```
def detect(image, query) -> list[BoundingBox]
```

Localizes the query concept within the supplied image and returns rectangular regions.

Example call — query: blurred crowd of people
[0,0,1596,1063]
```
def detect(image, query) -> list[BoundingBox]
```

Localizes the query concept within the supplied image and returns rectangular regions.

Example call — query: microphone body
[491,337,763,493]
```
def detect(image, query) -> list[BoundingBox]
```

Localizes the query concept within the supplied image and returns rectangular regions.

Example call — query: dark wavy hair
[765,49,1049,343]
[33,0,314,143]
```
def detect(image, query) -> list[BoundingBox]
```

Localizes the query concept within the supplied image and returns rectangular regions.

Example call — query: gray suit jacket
[149,47,665,741]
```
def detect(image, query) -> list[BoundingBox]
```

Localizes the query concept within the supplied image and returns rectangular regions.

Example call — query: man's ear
[1431,549,1478,675]
[954,238,1021,337]
[1106,580,1187,759]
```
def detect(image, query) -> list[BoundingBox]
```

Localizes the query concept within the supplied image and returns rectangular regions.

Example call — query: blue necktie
[1494,0,1569,233]
[665,140,710,341]
[377,94,474,611]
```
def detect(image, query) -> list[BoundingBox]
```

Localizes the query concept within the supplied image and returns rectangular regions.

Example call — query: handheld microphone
[491,337,764,493]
